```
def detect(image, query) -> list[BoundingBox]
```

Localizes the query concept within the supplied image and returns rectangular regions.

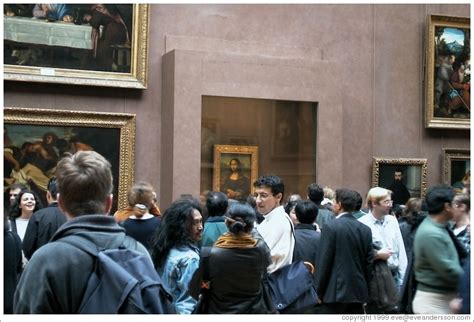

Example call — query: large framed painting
[442,148,470,192]
[425,14,470,129]
[372,157,428,203]
[4,4,149,88]
[212,145,258,201]
[4,107,136,213]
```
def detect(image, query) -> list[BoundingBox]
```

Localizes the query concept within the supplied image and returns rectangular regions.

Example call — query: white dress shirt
[256,205,295,273]
[358,211,407,287]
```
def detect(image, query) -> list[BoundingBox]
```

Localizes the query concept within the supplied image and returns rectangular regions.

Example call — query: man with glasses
[254,175,295,273]
[359,187,408,312]
[22,177,67,260]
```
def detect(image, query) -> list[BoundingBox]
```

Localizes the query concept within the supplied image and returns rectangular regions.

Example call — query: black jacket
[293,223,321,283]
[316,213,373,304]
[22,203,67,260]
[190,237,273,313]
[14,215,150,313]
[4,228,22,314]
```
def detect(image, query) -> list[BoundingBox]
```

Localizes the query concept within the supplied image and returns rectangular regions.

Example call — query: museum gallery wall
[4,4,470,208]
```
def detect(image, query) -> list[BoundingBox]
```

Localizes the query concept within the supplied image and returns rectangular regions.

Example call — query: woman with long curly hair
[150,198,203,314]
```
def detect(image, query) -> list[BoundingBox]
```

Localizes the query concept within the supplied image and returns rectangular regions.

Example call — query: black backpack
[61,235,175,314]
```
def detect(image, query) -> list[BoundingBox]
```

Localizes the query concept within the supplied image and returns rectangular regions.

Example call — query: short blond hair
[366,187,392,210]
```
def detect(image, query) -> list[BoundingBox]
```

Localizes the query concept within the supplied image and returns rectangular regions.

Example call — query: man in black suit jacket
[315,188,374,314]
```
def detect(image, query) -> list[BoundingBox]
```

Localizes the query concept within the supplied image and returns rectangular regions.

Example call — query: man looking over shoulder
[14,151,151,313]
[255,175,295,273]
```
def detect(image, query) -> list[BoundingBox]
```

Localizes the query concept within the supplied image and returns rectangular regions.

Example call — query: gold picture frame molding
[4,107,136,211]
[4,4,149,89]
[371,157,428,198]
[212,145,259,195]
[424,14,470,130]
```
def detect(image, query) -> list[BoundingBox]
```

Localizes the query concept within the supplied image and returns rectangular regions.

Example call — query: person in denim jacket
[151,198,203,314]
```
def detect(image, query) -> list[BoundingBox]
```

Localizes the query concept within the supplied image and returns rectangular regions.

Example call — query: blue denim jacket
[158,244,200,314]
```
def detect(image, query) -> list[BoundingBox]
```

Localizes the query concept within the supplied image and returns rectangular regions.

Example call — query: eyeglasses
[381,199,393,205]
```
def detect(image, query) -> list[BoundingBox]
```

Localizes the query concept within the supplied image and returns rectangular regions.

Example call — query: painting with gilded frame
[372,157,428,200]
[425,14,470,129]
[4,107,135,213]
[4,4,149,88]
[213,145,258,200]
[442,148,470,192]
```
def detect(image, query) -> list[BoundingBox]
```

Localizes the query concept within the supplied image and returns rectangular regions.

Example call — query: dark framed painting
[372,157,428,201]
[4,107,136,213]
[425,14,470,129]
[212,145,258,201]
[442,148,470,192]
[4,4,149,88]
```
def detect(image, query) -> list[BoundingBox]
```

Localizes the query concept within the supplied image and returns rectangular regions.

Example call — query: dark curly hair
[150,198,202,269]
[8,188,43,220]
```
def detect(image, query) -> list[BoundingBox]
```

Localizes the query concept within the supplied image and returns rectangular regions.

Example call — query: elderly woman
[190,202,274,314]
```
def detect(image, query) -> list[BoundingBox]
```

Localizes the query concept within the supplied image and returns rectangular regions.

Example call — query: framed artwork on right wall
[424,14,470,130]
[372,157,428,204]
[442,148,470,192]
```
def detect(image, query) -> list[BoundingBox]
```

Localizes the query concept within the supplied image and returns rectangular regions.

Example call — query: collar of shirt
[336,212,349,219]
[368,211,385,226]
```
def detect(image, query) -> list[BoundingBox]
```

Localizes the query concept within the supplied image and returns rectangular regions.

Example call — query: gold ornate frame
[212,145,258,197]
[4,4,149,89]
[372,157,428,198]
[442,148,470,186]
[424,14,470,129]
[4,107,135,212]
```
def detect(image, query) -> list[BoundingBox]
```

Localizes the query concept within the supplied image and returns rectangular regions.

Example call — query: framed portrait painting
[4,107,136,213]
[442,148,470,192]
[212,145,258,200]
[372,157,428,203]
[4,4,149,88]
[425,14,470,129]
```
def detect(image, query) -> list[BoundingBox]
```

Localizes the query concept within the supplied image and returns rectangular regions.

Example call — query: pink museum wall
[4,4,470,208]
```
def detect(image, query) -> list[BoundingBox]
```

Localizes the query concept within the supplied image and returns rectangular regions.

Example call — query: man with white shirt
[255,175,294,273]
[359,187,408,297]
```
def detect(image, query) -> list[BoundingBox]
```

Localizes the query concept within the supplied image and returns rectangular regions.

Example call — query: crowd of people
[4,150,470,314]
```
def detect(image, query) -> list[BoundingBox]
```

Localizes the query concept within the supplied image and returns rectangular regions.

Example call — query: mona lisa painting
[213,145,258,201]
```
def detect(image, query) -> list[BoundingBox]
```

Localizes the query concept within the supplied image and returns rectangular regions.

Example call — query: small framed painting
[212,145,258,201]
[372,157,428,203]
[442,148,470,192]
